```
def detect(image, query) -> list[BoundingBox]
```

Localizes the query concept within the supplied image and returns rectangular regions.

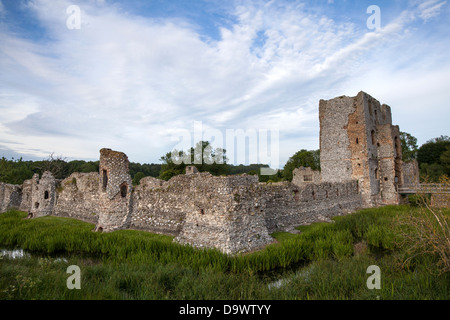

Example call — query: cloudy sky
[0,0,449,167]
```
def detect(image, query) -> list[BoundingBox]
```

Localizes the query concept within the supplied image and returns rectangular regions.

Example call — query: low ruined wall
[0,182,22,212]
[174,174,273,254]
[130,175,192,235]
[19,179,33,212]
[263,180,362,233]
[402,160,420,186]
[0,168,363,255]
[53,173,100,223]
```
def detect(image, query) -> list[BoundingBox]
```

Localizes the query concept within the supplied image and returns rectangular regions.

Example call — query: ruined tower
[96,148,133,232]
[319,91,402,207]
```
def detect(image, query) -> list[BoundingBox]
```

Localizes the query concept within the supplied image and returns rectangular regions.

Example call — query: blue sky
[0,0,449,167]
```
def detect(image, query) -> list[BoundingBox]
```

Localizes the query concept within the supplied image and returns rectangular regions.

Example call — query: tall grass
[395,176,450,274]
[0,206,406,274]
[1,205,449,300]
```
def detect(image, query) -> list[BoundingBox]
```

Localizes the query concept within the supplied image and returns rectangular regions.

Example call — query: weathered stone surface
[263,180,361,233]
[131,175,192,235]
[0,182,22,212]
[402,160,420,186]
[53,172,99,223]
[19,179,33,212]
[320,91,402,207]
[29,172,57,218]
[292,167,321,187]
[96,148,133,232]
[175,174,274,254]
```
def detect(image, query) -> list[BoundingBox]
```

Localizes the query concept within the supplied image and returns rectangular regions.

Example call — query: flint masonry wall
[30,172,57,218]
[320,91,402,207]
[292,167,321,187]
[0,182,22,213]
[19,179,33,212]
[402,160,420,186]
[174,174,273,254]
[263,180,362,233]
[131,173,274,254]
[96,148,133,232]
[130,175,192,235]
[53,172,99,223]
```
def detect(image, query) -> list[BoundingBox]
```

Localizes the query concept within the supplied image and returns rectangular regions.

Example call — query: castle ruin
[0,92,412,254]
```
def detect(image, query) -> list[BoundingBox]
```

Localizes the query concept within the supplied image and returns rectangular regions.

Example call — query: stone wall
[0,182,22,212]
[402,160,420,186]
[0,149,366,254]
[53,172,100,223]
[19,179,33,212]
[292,167,321,187]
[29,172,57,218]
[174,174,274,254]
[263,180,362,233]
[130,175,191,235]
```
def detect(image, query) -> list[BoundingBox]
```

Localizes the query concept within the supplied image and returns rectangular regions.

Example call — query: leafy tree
[0,157,34,185]
[417,136,450,182]
[132,172,146,186]
[282,149,320,181]
[420,163,446,182]
[158,151,187,181]
[417,136,450,166]
[188,141,228,174]
[159,168,180,181]
[400,131,418,161]
[440,146,450,175]
[158,141,229,180]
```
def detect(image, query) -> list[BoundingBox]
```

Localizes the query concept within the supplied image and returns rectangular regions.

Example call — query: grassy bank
[1,205,449,300]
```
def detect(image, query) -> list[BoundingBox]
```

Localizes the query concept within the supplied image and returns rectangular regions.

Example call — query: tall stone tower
[96,148,133,232]
[319,91,402,207]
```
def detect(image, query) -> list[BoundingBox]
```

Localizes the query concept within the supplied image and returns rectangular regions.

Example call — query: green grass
[1,205,449,300]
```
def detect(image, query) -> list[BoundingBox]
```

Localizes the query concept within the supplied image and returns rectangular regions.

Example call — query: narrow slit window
[102,170,108,190]
[120,184,128,198]
[44,191,49,200]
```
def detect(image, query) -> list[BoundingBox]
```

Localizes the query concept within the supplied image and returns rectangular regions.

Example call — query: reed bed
[1,206,449,300]
[0,206,405,273]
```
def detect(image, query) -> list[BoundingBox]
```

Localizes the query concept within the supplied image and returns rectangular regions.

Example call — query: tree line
[1,133,448,186]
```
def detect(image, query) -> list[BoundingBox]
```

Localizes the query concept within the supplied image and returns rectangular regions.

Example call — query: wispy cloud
[0,0,449,165]
[417,0,447,21]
